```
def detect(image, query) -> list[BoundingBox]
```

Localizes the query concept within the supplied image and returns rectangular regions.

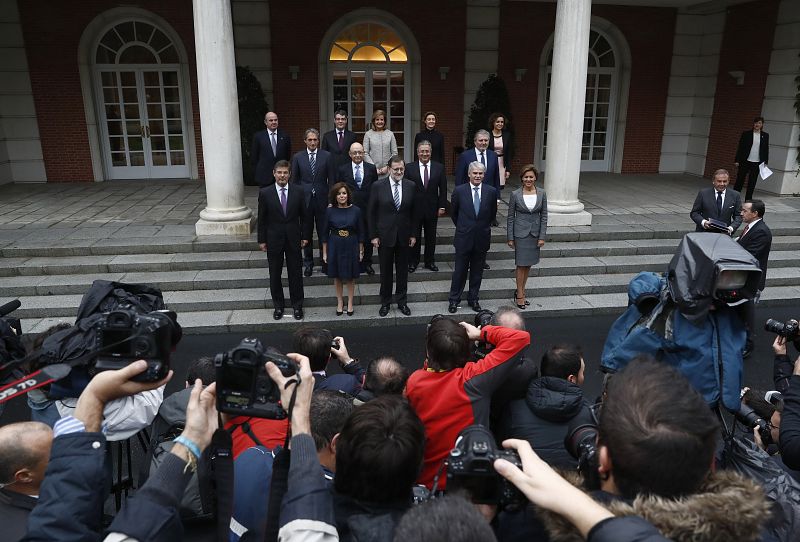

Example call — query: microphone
[0,299,21,317]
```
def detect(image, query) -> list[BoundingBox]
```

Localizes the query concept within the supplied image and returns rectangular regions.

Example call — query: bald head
[364,356,408,396]
[349,142,365,164]
[491,305,525,330]
[0,422,52,495]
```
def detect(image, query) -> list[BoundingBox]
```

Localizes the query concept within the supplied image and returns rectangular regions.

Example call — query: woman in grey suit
[507,164,547,309]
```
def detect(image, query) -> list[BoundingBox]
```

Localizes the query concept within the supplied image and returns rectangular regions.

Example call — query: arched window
[328,23,409,156]
[95,21,179,64]
[541,30,618,171]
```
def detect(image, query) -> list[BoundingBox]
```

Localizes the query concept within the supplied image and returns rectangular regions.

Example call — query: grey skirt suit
[507,188,548,266]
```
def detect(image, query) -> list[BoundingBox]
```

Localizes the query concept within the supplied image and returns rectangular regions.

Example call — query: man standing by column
[407,140,447,273]
[291,129,336,276]
[736,199,773,357]
[322,110,358,172]
[368,155,419,317]
[251,112,292,187]
[448,162,497,313]
[258,160,310,320]
[340,142,377,275]
[734,117,769,201]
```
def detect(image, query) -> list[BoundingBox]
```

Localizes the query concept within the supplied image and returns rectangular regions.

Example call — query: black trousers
[411,212,439,266]
[353,203,373,266]
[302,195,327,267]
[735,161,760,201]
[378,242,409,305]
[449,247,486,304]
[268,244,303,309]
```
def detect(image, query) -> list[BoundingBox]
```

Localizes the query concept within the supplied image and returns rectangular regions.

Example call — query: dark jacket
[488,129,514,163]
[252,129,292,187]
[321,129,358,171]
[497,377,592,468]
[735,130,769,165]
[0,488,37,542]
[779,374,800,471]
[689,186,743,233]
[339,161,378,211]
[332,491,409,542]
[413,128,445,165]
[736,219,772,291]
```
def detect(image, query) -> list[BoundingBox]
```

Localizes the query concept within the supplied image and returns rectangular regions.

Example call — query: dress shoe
[366,264,375,275]
[491,219,499,227]
[293,308,304,320]
[303,265,313,277]
[408,264,417,273]
[321,263,328,274]
[273,308,284,320]
[379,304,390,317]
[425,263,439,272]
[448,302,458,314]
[483,262,490,270]
[398,304,411,316]
[468,301,482,312]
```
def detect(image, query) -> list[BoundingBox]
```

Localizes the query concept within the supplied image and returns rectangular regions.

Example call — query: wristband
[174,435,202,460]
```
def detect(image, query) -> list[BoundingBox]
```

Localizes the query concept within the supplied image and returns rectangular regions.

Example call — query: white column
[193,0,254,235]
[544,0,592,226]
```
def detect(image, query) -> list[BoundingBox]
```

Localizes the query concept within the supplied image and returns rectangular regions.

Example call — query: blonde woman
[507,165,547,309]
[363,109,398,176]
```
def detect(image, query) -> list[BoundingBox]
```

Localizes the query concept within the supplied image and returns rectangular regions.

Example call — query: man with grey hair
[0,421,53,541]
[448,161,497,313]
[455,129,500,193]
[291,128,337,276]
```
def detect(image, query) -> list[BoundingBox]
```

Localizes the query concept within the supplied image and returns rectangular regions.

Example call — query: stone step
[20,285,800,335]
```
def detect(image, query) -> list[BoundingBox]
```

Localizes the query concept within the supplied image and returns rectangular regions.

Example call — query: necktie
[423,163,429,189]
[270,132,277,155]
[338,131,344,150]
[393,182,401,210]
[716,191,723,214]
[280,187,287,215]
[740,223,750,238]
[310,152,316,178]
[480,152,486,167]
[355,164,362,188]
[473,186,481,216]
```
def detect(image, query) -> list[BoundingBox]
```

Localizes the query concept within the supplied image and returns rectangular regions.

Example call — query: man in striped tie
[368,155,421,317]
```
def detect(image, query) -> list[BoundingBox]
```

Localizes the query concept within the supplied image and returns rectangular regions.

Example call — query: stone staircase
[3,214,800,334]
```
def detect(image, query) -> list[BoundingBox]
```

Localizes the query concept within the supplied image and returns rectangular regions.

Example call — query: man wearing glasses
[340,142,378,275]
[367,155,421,317]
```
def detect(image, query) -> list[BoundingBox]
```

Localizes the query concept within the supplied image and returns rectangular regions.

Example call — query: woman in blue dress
[322,182,365,316]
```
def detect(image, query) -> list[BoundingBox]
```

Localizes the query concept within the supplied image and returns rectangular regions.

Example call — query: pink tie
[280,188,287,215]
[740,224,750,238]
[423,163,429,188]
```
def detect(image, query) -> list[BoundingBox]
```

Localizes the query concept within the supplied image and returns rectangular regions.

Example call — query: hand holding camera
[265,353,313,434]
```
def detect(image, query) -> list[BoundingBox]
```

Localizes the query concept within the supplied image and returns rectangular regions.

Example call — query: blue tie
[309,152,317,178]
[355,164,362,188]
[393,182,401,210]
[473,186,480,216]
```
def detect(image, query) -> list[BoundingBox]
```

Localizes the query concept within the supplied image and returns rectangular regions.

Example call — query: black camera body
[215,338,297,419]
[93,308,175,382]
[735,402,774,447]
[765,318,799,341]
[447,425,525,511]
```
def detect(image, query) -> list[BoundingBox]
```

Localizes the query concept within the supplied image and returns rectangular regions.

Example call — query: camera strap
[282,378,300,449]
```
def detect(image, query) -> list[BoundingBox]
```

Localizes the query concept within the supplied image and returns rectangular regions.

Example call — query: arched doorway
[536,22,631,173]
[320,11,421,162]
[91,19,192,179]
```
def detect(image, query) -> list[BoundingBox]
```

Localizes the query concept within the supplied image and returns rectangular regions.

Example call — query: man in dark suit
[455,129,501,192]
[407,140,447,272]
[291,128,336,276]
[736,199,773,357]
[321,109,358,172]
[339,142,377,275]
[368,155,420,317]
[734,116,769,201]
[258,160,310,320]
[447,161,498,313]
[250,111,292,187]
[689,169,742,235]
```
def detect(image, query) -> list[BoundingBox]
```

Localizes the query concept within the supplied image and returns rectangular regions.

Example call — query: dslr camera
[565,408,601,490]
[765,318,799,341]
[473,309,496,360]
[735,402,774,447]
[93,308,178,382]
[446,425,525,511]
[215,338,298,419]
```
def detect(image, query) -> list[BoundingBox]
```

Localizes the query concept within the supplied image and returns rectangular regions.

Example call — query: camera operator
[405,318,530,489]
[292,326,365,395]
[775,335,800,470]
[353,355,408,405]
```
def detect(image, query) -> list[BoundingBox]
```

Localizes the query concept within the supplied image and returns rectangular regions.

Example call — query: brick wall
[18,0,203,182]
[704,0,780,178]
[270,0,466,172]
[497,2,675,175]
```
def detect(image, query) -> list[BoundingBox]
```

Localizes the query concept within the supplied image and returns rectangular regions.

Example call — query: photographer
[353,356,408,405]
[405,318,530,489]
[292,327,365,395]
[775,335,800,470]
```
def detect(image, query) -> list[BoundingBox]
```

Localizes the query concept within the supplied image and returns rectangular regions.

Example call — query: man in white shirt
[734,116,769,201]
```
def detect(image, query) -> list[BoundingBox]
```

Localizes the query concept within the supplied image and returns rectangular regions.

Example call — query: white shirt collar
[275,183,288,195]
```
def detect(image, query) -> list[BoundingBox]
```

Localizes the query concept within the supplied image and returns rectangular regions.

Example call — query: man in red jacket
[405,318,530,489]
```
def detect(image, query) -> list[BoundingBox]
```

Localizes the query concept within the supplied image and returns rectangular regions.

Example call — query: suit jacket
[455,148,501,191]
[690,187,743,233]
[251,129,292,186]
[321,129,358,171]
[735,130,769,165]
[290,148,337,207]
[405,160,447,217]
[367,177,420,247]
[488,129,514,163]
[450,182,498,253]
[339,160,378,210]
[507,188,547,240]
[413,128,445,165]
[736,219,772,291]
[257,185,311,249]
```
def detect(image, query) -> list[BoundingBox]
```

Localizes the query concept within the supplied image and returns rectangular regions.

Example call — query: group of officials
[252,110,507,319]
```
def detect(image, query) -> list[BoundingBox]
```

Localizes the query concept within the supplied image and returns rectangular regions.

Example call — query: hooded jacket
[497,376,592,468]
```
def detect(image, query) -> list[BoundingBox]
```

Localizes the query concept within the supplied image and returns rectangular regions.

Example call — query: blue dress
[323,205,365,280]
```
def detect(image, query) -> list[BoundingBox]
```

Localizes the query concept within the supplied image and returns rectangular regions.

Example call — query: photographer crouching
[770,319,800,471]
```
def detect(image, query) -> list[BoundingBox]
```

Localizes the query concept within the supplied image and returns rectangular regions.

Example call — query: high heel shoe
[514,294,530,310]
[336,308,344,316]
[347,309,354,316]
